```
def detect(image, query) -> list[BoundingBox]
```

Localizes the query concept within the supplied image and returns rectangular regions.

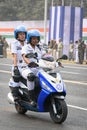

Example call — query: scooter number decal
[56,84,62,91]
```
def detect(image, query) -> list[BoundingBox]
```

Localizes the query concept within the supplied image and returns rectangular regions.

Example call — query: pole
[62,0,64,6]
[70,0,72,6]
[44,0,48,44]
[51,0,54,6]
[81,0,83,7]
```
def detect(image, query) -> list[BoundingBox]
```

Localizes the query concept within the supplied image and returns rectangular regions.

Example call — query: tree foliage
[0,0,87,21]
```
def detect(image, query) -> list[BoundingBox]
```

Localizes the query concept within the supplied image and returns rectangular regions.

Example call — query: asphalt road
[0,58,87,130]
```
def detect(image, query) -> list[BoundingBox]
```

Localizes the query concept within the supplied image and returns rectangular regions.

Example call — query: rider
[21,29,45,107]
[9,25,27,102]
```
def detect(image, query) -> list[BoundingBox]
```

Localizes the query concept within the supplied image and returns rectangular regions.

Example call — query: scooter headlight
[42,81,52,92]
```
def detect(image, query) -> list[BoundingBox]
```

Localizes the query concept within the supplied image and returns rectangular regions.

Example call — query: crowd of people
[0,35,9,58]
[48,38,87,64]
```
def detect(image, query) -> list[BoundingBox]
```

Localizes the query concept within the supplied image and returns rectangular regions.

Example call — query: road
[0,58,87,130]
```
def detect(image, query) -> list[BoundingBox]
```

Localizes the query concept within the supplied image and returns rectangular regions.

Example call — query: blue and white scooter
[7,54,68,124]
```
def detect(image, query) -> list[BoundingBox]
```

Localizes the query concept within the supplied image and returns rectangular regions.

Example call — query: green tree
[0,0,87,21]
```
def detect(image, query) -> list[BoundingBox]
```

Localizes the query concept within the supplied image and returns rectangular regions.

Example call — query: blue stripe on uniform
[53,6,58,39]
[59,6,65,40]
[69,6,75,42]
[79,7,83,39]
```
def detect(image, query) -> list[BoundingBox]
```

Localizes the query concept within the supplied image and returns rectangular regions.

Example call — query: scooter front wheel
[49,99,68,124]
[15,103,27,114]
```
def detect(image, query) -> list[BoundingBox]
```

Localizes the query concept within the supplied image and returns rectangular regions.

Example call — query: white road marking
[0,70,11,74]
[68,104,87,111]
[0,63,12,66]
[65,65,87,70]
[64,80,87,85]
[61,71,79,74]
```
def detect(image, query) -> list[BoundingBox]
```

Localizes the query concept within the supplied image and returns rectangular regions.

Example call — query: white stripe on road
[0,70,11,74]
[65,65,87,70]
[68,104,87,111]
[64,80,87,85]
[0,63,11,66]
[61,71,79,74]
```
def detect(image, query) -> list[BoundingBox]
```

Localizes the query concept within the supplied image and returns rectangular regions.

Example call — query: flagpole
[51,0,54,6]
[44,0,48,44]
[62,0,64,6]
[81,0,83,7]
[70,0,72,6]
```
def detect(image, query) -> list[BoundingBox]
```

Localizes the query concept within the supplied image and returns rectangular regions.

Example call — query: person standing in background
[78,39,86,64]
[48,39,54,56]
[84,41,87,64]
[69,40,74,61]
[86,45,87,64]
[0,35,4,57]
[74,40,79,63]
[57,38,63,59]
[0,35,3,42]
[2,37,9,58]
[52,40,57,60]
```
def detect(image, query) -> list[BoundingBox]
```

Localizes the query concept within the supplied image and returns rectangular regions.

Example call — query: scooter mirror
[61,55,68,60]
[56,55,68,61]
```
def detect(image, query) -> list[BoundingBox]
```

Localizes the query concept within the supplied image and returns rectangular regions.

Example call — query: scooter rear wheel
[49,99,68,124]
[15,103,27,114]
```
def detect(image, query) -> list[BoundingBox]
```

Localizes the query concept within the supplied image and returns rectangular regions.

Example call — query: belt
[21,66,26,68]
[19,60,22,63]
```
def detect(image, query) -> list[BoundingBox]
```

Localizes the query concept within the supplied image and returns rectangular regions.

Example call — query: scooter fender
[37,89,50,112]
[37,71,57,112]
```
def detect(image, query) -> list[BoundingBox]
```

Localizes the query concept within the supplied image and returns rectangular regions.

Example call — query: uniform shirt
[57,42,63,51]
[21,43,45,66]
[69,44,74,53]
[11,40,27,67]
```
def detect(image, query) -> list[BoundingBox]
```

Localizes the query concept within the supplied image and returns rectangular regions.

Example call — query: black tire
[49,99,68,124]
[15,103,27,114]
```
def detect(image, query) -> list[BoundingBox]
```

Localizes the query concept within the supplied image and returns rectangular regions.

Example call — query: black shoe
[28,90,37,107]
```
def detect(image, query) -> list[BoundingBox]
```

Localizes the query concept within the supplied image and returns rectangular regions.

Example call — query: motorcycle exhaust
[7,92,15,104]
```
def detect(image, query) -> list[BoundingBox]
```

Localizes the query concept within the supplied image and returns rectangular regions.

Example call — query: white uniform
[11,40,27,68]
[21,44,45,90]
[74,44,78,63]
[9,40,27,87]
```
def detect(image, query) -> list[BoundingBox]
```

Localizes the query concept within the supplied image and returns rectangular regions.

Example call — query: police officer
[78,39,86,64]
[21,29,45,107]
[69,40,74,61]
[2,37,9,58]
[9,25,27,101]
[57,38,63,59]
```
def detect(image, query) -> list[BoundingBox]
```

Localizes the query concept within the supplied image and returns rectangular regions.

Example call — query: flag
[48,6,83,55]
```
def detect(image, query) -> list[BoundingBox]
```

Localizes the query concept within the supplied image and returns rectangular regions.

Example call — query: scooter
[7,54,68,124]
